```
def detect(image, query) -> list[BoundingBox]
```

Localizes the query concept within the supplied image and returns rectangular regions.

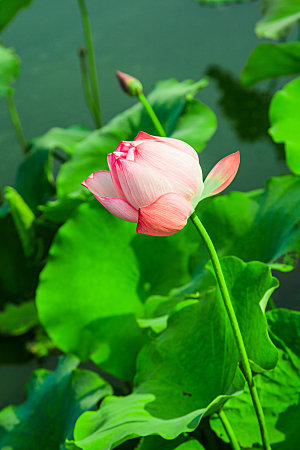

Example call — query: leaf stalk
[190,212,271,450]
[137,92,166,136]
[6,91,27,154]
[218,410,240,450]
[78,46,99,128]
[77,0,102,128]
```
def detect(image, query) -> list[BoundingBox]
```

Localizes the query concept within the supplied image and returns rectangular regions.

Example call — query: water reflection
[207,65,285,160]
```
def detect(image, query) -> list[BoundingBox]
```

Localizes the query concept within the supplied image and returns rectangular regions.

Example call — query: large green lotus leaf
[66,256,277,450]
[65,393,221,450]
[137,436,205,450]
[0,355,112,449]
[36,198,197,380]
[269,77,300,175]
[242,42,300,87]
[0,0,33,32]
[4,186,35,258]
[136,262,216,333]
[31,125,90,156]
[210,309,300,449]
[56,78,216,198]
[211,257,278,372]
[255,0,300,39]
[15,126,89,214]
[65,304,240,450]
[0,300,38,335]
[140,257,278,369]
[0,212,39,303]
[136,294,189,334]
[170,98,217,149]
[15,147,55,210]
[0,44,20,97]
[39,195,86,224]
[194,175,300,273]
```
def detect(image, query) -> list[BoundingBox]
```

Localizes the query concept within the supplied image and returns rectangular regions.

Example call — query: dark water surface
[0,0,299,410]
[1,0,290,188]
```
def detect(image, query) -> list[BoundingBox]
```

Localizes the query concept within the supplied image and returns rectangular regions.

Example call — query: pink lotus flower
[82,132,240,236]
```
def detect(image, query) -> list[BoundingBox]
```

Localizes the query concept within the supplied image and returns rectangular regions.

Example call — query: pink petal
[134,140,203,201]
[134,131,154,141]
[82,170,117,198]
[201,151,240,199]
[112,158,173,209]
[107,153,128,200]
[134,132,198,160]
[82,170,138,222]
[137,193,192,236]
[94,195,138,223]
[154,136,199,160]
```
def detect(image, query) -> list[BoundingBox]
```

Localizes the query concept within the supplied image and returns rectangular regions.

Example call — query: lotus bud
[116,71,143,97]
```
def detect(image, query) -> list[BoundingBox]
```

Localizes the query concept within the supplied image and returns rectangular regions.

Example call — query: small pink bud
[116,71,143,97]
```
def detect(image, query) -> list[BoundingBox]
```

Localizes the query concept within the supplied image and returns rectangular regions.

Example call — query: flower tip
[234,150,240,160]
[82,172,96,189]
[116,70,143,97]
[81,175,92,188]
[115,70,127,81]
[230,150,240,170]
[201,150,240,199]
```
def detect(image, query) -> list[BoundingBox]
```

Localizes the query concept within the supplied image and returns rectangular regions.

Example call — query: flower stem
[137,92,166,136]
[218,410,240,450]
[190,212,271,450]
[78,46,99,128]
[6,92,27,154]
[77,0,102,128]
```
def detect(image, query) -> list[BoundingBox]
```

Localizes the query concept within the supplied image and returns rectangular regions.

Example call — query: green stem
[190,212,271,450]
[6,92,27,154]
[78,46,99,127]
[137,92,166,136]
[218,410,240,450]
[77,0,102,128]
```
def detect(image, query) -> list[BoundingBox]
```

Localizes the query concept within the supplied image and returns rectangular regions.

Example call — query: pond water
[0,0,299,410]
[1,0,290,189]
